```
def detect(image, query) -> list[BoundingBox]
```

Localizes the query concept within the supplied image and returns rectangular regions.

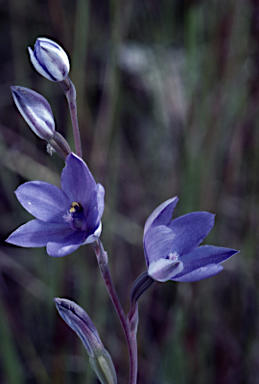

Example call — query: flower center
[69,202,83,214]
[64,202,87,231]
[167,251,179,262]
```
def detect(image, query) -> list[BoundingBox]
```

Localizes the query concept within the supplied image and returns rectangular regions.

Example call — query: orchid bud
[11,86,55,140]
[54,298,117,384]
[28,37,70,82]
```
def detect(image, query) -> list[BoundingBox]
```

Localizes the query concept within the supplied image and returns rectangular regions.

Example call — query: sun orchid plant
[6,37,239,384]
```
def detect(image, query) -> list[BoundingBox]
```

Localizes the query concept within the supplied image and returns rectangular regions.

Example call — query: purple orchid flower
[144,197,239,282]
[6,153,105,257]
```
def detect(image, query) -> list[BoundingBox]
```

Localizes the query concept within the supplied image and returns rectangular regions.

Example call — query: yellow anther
[69,202,82,213]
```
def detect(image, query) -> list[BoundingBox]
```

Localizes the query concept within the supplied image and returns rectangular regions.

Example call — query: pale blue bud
[54,298,117,384]
[11,86,55,140]
[28,37,70,82]
[54,298,103,357]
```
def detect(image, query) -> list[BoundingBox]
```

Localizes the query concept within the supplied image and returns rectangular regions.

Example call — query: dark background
[1,0,259,383]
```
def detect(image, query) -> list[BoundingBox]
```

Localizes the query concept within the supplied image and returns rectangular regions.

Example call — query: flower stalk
[60,77,82,158]
[92,239,138,384]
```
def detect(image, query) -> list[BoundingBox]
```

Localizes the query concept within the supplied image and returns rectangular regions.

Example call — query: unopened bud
[54,298,103,356]
[54,298,117,384]
[28,37,70,82]
[11,86,55,140]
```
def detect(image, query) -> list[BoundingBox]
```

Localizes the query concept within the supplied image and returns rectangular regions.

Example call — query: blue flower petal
[85,183,105,231]
[168,212,215,256]
[172,264,223,282]
[174,245,238,278]
[95,184,105,223]
[182,244,238,266]
[6,219,72,247]
[144,225,175,265]
[61,154,96,207]
[82,222,102,245]
[46,230,87,257]
[144,197,178,236]
[15,181,70,222]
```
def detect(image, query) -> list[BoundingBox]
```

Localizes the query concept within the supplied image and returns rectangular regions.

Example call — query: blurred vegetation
[0,0,258,383]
